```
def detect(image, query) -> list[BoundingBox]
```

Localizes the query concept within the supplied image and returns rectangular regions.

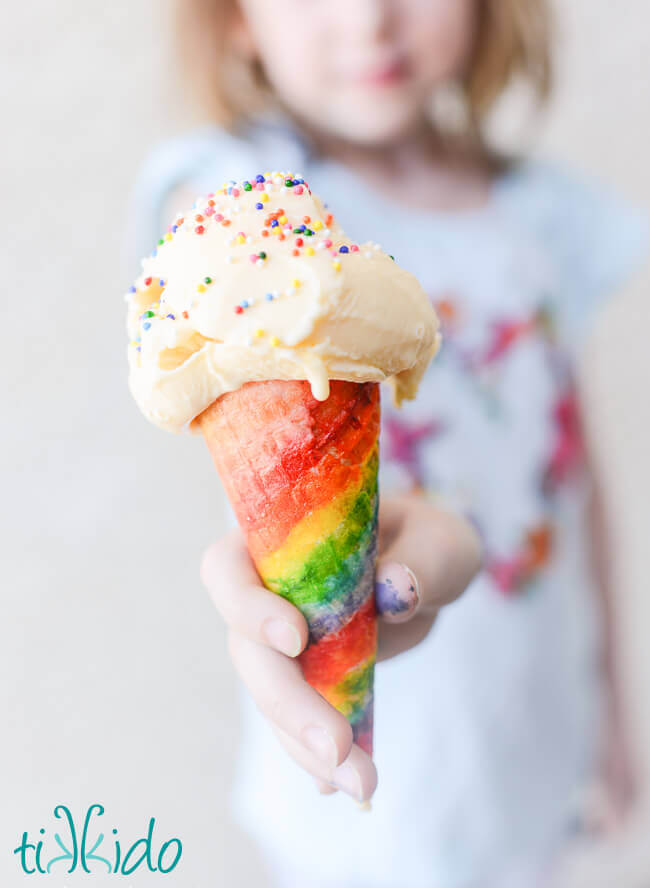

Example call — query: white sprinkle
[315,242,326,251]
[246,235,253,243]
[364,251,373,258]
[286,287,296,297]
[227,256,235,264]
[256,258,265,268]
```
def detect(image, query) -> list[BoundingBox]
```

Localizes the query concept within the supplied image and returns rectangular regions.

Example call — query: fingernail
[263,618,302,657]
[301,726,338,768]
[375,562,420,619]
[331,762,363,801]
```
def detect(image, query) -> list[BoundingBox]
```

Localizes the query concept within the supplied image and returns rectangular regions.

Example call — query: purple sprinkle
[171,225,178,233]
[136,346,141,352]
[129,285,136,293]
[158,279,165,286]
[255,174,265,183]
[265,292,274,301]
[166,313,175,319]
[270,219,279,227]
[255,202,263,210]
[339,245,349,253]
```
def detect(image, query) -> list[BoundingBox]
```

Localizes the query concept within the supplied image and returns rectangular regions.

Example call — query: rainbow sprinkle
[125,171,396,354]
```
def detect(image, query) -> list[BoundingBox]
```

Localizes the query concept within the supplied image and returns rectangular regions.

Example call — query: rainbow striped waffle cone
[197,379,380,758]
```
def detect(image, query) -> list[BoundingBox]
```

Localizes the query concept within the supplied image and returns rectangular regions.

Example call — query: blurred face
[235,0,477,145]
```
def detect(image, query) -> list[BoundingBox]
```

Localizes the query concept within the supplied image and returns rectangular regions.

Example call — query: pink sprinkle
[249,254,258,263]
[350,244,359,252]
[207,192,214,198]
[238,231,245,237]
[293,185,304,195]
[255,182,265,191]
[205,207,215,216]
[232,188,240,197]
[215,213,224,222]
[283,223,292,231]
[330,250,338,257]
[324,239,332,248]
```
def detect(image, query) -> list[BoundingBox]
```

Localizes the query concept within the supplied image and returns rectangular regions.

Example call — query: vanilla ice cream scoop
[125,170,441,433]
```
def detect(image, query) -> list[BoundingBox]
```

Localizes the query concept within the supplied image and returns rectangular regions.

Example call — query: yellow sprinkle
[279,215,288,224]
[165,232,173,241]
[312,220,323,230]
[305,247,315,256]
[237,235,246,244]
[197,284,206,293]
[254,328,265,338]
[332,261,341,272]
[292,278,301,287]
[260,193,269,203]
[270,336,281,347]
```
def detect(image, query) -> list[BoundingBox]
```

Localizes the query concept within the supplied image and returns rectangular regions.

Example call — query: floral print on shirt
[381,291,589,598]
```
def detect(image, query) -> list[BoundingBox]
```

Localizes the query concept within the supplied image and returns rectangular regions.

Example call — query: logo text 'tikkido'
[13,804,182,875]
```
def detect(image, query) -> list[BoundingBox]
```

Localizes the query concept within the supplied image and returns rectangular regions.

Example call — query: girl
[125,1,649,885]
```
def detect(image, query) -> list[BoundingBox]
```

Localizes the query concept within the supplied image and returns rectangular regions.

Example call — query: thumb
[375,560,420,623]
[373,496,484,624]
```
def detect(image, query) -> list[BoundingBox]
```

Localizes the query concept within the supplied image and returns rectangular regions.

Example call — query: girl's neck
[286,108,497,213]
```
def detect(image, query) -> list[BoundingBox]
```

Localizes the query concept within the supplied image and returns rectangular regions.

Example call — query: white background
[2,2,649,886]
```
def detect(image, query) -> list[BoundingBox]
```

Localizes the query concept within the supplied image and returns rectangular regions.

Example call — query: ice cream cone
[196,378,380,758]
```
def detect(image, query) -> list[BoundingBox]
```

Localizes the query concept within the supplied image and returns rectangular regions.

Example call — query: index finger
[200,529,309,658]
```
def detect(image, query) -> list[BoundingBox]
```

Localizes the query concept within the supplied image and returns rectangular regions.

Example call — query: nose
[344,0,393,39]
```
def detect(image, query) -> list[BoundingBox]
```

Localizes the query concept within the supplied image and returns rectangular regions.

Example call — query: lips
[355,57,409,86]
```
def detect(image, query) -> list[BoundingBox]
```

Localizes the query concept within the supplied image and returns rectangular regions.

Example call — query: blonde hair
[174,0,553,155]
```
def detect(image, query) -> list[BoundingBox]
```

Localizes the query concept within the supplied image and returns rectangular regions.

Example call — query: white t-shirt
[126,110,649,888]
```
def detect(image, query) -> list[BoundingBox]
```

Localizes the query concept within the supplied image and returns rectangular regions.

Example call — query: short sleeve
[119,125,254,283]
[500,161,650,351]
[119,113,312,286]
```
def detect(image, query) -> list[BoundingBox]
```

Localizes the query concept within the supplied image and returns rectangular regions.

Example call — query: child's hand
[200,493,483,803]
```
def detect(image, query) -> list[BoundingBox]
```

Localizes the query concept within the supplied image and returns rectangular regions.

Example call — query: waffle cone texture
[198,379,380,757]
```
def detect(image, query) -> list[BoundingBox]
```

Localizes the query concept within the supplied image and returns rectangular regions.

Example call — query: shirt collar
[237,105,320,171]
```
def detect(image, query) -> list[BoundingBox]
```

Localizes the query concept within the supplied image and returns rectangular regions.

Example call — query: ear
[228,2,258,59]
